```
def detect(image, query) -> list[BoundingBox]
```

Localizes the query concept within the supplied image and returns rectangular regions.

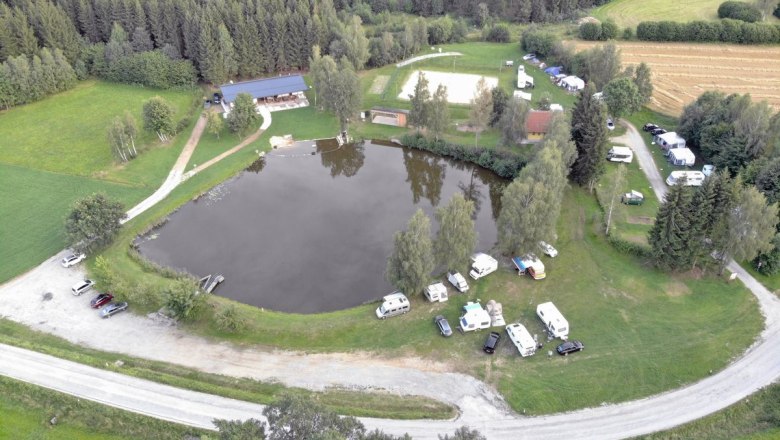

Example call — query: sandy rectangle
[398,70,499,104]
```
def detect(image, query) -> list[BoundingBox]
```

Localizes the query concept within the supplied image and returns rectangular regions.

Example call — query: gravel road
[0,119,778,439]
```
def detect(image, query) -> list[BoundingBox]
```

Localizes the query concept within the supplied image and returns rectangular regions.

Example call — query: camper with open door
[536,302,569,340]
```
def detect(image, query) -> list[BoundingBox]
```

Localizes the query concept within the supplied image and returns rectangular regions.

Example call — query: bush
[579,22,602,40]
[164,279,205,321]
[622,27,634,40]
[601,19,619,40]
[635,19,780,43]
[607,234,652,258]
[521,27,558,58]
[215,305,248,333]
[485,24,510,42]
[718,1,762,22]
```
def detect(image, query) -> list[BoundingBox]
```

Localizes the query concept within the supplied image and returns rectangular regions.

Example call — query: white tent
[561,76,585,91]
[669,147,696,166]
[513,90,532,101]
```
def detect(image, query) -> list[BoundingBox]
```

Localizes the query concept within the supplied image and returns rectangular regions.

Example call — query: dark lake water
[136,140,507,313]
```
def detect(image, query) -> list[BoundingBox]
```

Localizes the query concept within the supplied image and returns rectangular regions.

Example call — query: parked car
[522,53,536,60]
[702,164,716,177]
[643,123,659,132]
[483,331,501,354]
[213,93,222,104]
[434,315,453,337]
[61,253,86,268]
[651,128,667,136]
[71,279,95,296]
[606,118,615,130]
[100,302,128,318]
[621,190,645,205]
[556,340,584,356]
[89,292,114,309]
[539,241,558,258]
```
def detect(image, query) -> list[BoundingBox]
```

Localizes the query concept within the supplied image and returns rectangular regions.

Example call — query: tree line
[635,19,780,44]
[0,46,76,109]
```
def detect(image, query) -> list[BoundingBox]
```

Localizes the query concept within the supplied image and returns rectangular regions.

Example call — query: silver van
[71,279,95,296]
[375,292,410,319]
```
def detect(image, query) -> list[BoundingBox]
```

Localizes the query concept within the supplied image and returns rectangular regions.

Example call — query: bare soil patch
[571,41,780,116]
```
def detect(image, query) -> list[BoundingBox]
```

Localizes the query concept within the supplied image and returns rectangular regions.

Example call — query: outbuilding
[220,74,308,106]
[524,110,554,141]
[369,107,409,127]
[668,147,696,166]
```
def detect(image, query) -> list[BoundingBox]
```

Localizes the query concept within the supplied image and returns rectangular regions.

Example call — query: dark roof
[220,75,308,103]
[370,106,410,114]
[525,111,554,134]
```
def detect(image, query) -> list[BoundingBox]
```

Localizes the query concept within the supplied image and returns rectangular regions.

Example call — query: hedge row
[636,19,780,44]
[399,133,529,179]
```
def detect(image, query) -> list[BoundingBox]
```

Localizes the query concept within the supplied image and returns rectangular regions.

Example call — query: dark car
[90,292,114,309]
[213,93,222,104]
[651,128,667,136]
[643,123,659,132]
[483,331,501,354]
[434,315,453,337]
[556,340,584,356]
[100,302,128,318]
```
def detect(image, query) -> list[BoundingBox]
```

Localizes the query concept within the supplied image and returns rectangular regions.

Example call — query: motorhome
[447,271,469,293]
[511,254,546,280]
[536,302,569,340]
[459,301,491,332]
[607,146,633,164]
[375,292,410,319]
[506,323,537,357]
[424,282,448,303]
[469,253,498,280]
[666,170,705,187]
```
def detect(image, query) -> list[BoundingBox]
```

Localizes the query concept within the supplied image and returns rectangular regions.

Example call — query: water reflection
[136,140,506,314]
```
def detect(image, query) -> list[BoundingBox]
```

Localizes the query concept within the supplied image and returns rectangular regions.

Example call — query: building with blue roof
[219,75,309,104]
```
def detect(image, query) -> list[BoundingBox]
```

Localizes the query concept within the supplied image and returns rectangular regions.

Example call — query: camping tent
[544,66,563,76]
[513,90,532,101]
[560,76,585,91]
[668,148,696,166]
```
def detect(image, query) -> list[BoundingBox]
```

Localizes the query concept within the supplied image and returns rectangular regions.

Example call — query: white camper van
[666,170,705,187]
[375,292,410,319]
[536,302,569,340]
[607,146,633,164]
[506,323,537,357]
[424,282,448,302]
[447,271,469,293]
[459,302,491,332]
[469,253,498,280]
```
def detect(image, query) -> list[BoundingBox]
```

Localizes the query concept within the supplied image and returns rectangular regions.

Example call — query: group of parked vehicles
[62,252,128,319]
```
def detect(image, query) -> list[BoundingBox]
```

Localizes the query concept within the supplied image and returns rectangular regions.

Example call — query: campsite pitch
[398,70,499,104]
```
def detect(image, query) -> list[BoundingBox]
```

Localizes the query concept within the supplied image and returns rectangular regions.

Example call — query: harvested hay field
[573,41,780,116]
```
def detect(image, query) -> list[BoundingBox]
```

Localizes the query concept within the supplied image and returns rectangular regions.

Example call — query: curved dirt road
[0,120,779,438]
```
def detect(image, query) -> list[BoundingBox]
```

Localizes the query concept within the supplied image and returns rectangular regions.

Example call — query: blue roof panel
[220,75,308,103]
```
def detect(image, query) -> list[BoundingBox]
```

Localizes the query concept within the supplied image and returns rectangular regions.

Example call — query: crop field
[574,41,780,116]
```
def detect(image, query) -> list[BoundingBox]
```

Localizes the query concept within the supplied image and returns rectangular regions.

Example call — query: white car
[702,164,715,177]
[61,253,86,268]
[71,279,95,296]
[522,53,536,60]
[539,241,558,258]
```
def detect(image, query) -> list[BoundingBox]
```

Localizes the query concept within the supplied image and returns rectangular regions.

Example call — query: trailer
[424,282,448,302]
[469,253,498,280]
[512,254,546,280]
[447,271,469,292]
[459,302,491,332]
[506,323,537,357]
[536,302,569,340]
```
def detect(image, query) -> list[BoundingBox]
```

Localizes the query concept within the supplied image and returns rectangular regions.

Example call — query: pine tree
[213,23,238,83]
[408,71,430,131]
[131,26,153,52]
[385,209,435,296]
[434,193,476,273]
[570,83,608,190]
[648,183,693,270]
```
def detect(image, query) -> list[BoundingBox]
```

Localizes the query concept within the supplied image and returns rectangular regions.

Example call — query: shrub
[579,22,602,40]
[622,27,634,40]
[485,24,510,42]
[601,19,619,40]
[521,27,558,58]
[164,278,205,321]
[215,305,248,333]
[718,1,762,22]
[635,19,780,43]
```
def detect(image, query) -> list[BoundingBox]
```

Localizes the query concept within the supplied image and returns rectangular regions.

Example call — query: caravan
[668,148,696,167]
[666,170,705,187]
[536,302,569,340]
[424,282,448,302]
[459,301,491,332]
[512,254,546,280]
[375,292,410,319]
[469,253,498,280]
[447,271,469,292]
[607,146,633,164]
[506,323,537,357]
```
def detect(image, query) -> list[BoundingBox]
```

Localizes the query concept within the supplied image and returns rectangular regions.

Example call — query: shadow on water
[136,140,508,314]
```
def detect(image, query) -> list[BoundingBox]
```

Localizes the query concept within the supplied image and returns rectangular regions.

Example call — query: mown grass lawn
[0,80,200,283]
[592,0,724,28]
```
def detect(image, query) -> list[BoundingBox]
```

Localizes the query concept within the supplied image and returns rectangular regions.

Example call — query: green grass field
[0,81,199,283]
[592,0,780,29]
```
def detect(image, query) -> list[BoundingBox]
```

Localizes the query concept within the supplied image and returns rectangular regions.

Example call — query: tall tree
[339,15,370,70]
[206,110,224,138]
[429,84,449,140]
[434,193,477,273]
[603,76,643,119]
[142,96,175,141]
[633,62,653,104]
[332,56,361,131]
[497,176,551,256]
[65,193,127,252]
[489,86,509,127]
[648,183,693,270]
[408,71,430,131]
[468,77,492,147]
[385,209,435,296]
[570,83,608,190]
[499,97,529,147]
[227,92,260,136]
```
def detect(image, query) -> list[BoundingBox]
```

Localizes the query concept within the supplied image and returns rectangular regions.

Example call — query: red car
[90,293,114,309]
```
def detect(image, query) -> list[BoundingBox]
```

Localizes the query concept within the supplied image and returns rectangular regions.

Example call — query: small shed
[369,107,409,127]
[560,76,585,92]
[669,148,696,166]
[525,110,554,141]
[656,132,687,152]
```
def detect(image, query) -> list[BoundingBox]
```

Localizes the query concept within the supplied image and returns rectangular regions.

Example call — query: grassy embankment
[0,80,201,283]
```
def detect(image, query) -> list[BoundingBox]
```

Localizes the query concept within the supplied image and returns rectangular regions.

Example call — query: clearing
[573,41,780,116]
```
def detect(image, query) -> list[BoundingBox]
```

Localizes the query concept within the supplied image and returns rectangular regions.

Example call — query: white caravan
[447,271,469,293]
[536,302,569,340]
[607,146,633,164]
[459,301,491,332]
[506,323,537,357]
[666,170,705,187]
[469,253,498,280]
[424,282,448,302]
[375,292,410,319]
